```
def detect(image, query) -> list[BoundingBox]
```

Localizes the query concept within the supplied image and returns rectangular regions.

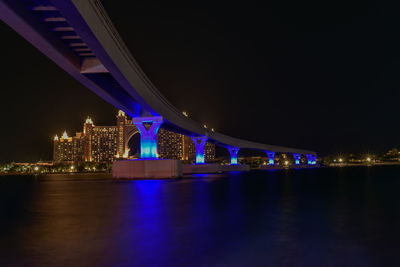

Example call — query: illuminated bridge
[1,0,317,176]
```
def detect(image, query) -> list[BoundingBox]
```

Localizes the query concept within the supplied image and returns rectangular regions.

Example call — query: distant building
[82,116,119,163]
[157,129,186,160]
[53,131,84,163]
[53,111,215,163]
[383,148,400,161]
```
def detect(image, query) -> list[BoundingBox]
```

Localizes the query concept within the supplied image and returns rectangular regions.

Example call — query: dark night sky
[1,0,400,162]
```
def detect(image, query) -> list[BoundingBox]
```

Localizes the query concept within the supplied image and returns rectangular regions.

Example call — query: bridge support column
[132,116,163,159]
[266,151,275,165]
[227,147,240,165]
[293,153,301,165]
[306,154,316,165]
[191,136,208,164]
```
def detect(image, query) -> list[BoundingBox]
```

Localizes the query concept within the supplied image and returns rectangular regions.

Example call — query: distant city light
[182,111,188,117]
[123,149,130,158]
[366,157,371,162]
[70,166,75,170]
[62,131,69,139]
[211,128,215,132]
[85,116,94,124]
[34,166,39,171]
[284,160,289,166]
[203,125,207,129]
[338,158,343,162]
[118,110,125,117]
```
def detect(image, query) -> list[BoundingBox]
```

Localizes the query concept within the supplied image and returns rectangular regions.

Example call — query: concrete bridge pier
[293,153,301,165]
[113,116,182,179]
[192,136,208,164]
[227,147,240,165]
[132,116,163,159]
[183,136,216,174]
[266,151,275,165]
[306,154,317,165]
[259,151,283,170]
[219,146,249,172]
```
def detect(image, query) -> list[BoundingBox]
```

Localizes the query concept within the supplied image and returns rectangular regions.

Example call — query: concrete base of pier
[112,159,182,179]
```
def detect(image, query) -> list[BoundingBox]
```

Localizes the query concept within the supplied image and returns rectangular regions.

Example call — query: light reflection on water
[1,166,400,266]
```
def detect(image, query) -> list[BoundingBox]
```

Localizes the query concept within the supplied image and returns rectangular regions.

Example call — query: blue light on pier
[132,116,163,159]
[228,147,240,165]
[196,154,205,164]
[192,136,208,164]
[306,154,317,165]
[266,151,275,165]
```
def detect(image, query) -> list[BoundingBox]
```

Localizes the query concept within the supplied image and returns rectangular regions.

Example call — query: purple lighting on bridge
[227,147,240,165]
[132,116,163,159]
[192,136,208,164]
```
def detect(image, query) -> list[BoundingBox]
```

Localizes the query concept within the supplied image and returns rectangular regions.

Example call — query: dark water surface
[1,166,400,267]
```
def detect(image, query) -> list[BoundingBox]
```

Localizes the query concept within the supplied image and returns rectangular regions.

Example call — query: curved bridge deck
[0,0,315,156]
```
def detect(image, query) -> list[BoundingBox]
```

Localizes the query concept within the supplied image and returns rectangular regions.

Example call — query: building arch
[123,125,138,156]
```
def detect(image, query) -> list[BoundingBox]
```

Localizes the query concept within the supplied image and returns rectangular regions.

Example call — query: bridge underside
[0,0,316,157]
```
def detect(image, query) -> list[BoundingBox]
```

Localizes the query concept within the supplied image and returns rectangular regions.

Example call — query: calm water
[1,166,400,267]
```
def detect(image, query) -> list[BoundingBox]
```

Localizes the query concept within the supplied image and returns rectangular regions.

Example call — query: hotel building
[53,111,215,163]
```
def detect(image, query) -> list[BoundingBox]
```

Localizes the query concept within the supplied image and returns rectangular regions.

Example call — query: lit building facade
[53,111,215,163]
[53,131,84,163]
